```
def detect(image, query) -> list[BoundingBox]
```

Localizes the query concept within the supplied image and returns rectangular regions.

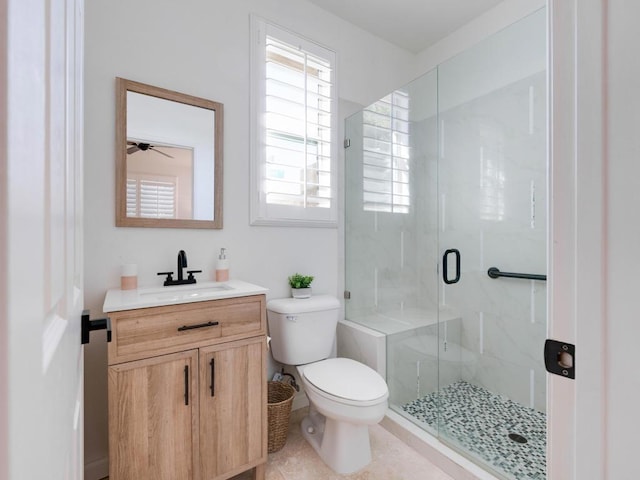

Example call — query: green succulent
[288,273,314,289]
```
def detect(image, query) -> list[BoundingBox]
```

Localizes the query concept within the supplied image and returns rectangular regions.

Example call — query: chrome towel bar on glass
[487,267,546,281]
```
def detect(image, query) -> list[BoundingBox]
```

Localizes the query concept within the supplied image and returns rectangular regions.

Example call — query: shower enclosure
[344,9,547,480]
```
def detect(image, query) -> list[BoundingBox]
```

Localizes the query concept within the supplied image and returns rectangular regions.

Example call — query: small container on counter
[121,264,138,290]
[215,248,229,282]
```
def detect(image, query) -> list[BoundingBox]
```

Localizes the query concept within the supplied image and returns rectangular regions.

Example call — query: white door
[1,0,85,479]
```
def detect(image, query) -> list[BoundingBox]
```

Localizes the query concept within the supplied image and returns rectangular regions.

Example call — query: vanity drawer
[108,294,266,364]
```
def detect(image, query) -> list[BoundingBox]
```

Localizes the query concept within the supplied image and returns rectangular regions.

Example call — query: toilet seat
[301,358,388,406]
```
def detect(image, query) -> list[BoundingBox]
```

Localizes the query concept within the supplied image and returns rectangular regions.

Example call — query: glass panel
[436,9,547,479]
[344,68,440,436]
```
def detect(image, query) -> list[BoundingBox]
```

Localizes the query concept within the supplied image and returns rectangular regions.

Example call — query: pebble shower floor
[402,381,546,480]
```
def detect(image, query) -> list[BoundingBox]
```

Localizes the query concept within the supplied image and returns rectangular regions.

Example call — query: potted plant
[288,273,314,299]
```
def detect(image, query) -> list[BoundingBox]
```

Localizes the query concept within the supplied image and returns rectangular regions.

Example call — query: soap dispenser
[215,248,229,282]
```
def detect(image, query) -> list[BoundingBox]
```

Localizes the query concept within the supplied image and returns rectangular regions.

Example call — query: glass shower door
[435,9,548,479]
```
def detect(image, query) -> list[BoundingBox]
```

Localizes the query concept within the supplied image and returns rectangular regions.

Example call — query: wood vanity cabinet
[107,294,267,480]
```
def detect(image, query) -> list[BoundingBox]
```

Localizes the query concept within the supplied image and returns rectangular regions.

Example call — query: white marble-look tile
[481,312,545,370]
[472,355,531,408]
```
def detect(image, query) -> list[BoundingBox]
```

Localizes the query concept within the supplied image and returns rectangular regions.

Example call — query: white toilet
[267,295,389,474]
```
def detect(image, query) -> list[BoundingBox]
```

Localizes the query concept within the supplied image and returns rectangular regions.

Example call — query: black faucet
[177,250,188,282]
[157,250,202,286]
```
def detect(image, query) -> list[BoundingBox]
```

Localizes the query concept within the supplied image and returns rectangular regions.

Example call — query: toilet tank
[267,295,340,365]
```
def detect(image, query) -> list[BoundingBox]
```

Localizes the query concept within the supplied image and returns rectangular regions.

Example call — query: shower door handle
[443,249,461,284]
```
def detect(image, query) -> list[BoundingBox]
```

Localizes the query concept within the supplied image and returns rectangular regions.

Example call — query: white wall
[82,0,416,476]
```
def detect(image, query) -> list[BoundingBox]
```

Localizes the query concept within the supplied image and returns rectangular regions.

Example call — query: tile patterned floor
[402,381,546,480]
[231,407,455,480]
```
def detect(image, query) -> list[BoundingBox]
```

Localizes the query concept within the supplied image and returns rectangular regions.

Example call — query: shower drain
[508,433,528,444]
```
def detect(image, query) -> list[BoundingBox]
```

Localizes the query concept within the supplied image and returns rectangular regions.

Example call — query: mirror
[116,77,223,228]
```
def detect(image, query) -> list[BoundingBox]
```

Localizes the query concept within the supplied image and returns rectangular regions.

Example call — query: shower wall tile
[416,231,440,311]
[446,270,534,321]
[533,281,547,326]
[473,354,532,408]
[460,313,482,356]
[533,364,546,411]
[481,312,546,369]
[482,231,547,277]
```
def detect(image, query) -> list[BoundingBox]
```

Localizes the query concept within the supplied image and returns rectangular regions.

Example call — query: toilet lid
[302,358,388,402]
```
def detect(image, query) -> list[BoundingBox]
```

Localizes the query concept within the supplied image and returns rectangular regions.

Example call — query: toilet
[267,295,389,474]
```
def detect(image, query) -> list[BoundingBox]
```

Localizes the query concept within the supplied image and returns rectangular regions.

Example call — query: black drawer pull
[177,321,219,332]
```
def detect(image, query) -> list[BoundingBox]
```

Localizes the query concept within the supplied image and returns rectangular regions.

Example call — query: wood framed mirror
[116,78,223,228]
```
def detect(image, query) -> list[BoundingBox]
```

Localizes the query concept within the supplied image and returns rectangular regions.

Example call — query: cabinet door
[199,337,266,479]
[108,350,199,480]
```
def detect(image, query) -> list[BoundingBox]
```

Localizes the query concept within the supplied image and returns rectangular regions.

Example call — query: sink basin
[139,282,234,300]
[103,279,269,312]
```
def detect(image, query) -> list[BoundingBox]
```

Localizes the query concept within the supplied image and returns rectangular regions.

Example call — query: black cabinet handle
[177,321,219,332]
[443,249,461,284]
[210,358,215,397]
[184,365,189,406]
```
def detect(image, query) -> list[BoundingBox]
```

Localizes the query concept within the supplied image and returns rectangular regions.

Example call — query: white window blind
[251,17,337,227]
[362,91,411,213]
[126,175,177,218]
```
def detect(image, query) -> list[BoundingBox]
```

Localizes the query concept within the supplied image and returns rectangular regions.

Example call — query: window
[126,174,177,218]
[362,91,411,213]
[251,16,337,226]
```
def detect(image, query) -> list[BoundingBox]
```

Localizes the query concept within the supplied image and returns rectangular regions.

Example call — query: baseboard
[84,456,108,480]
[382,410,500,480]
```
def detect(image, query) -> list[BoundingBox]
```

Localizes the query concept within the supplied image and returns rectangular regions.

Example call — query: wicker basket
[267,381,296,453]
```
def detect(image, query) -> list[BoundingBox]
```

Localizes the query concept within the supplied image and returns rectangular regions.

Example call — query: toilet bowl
[267,296,389,474]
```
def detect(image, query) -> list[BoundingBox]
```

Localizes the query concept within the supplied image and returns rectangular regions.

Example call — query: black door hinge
[81,309,112,345]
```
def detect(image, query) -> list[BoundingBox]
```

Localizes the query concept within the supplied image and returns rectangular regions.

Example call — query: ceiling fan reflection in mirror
[126,140,174,158]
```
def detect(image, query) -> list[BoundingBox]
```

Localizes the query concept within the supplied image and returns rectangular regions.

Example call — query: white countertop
[103,279,269,312]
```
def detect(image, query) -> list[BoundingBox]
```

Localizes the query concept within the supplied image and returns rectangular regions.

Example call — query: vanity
[103,280,269,480]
